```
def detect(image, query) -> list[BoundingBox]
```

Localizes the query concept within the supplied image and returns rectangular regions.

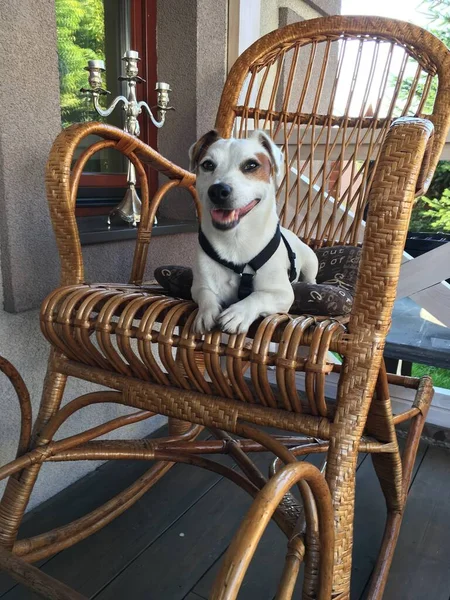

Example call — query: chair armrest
[322,118,435,548]
[350,117,434,339]
[332,118,434,421]
[45,123,195,286]
[397,117,435,197]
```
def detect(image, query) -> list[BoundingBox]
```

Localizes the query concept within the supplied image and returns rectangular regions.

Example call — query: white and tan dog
[190,129,318,334]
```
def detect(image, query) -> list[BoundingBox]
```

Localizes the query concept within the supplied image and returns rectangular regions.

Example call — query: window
[55,0,157,216]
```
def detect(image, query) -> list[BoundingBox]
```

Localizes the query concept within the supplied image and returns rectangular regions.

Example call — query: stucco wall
[260,0,321,35]
[156,0,228,221]
[0,1,62,313]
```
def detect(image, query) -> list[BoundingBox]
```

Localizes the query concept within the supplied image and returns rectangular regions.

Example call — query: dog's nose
[208,183,232,205]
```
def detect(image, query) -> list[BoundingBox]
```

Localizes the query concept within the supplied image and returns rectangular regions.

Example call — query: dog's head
[189,130,283,231]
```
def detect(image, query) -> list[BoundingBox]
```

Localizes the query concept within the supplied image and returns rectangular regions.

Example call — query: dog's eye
[201,160,216,172]
[242,160,259,172]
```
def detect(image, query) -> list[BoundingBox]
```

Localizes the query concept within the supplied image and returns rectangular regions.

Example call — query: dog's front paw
[193,304,221,334]
[217,304,257,334]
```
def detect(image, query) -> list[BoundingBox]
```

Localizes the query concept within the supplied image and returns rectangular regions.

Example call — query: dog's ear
[189,130,220,172]
[250,130,284,182]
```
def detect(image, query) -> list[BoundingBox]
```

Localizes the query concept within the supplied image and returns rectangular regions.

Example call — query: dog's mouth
[210,199,260,230]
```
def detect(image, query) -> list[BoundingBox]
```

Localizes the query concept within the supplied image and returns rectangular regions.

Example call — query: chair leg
[168,417,192,435]
[366,377,433,599]
[210,462,334,600]
[0,464,43,550]
[366,511,403,600]
[0,357,68,551]
[0,546,86,600]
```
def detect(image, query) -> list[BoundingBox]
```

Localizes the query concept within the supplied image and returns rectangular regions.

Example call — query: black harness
[198,223,297,300]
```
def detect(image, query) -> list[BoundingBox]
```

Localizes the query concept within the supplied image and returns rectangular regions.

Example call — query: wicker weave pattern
[46,122,197,287]
[216,16,450,248]
[40,283,347,417]
[325,117,434,593]
[0,16,448,600]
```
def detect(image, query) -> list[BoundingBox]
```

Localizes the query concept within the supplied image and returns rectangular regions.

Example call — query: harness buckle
[238,272,254,300]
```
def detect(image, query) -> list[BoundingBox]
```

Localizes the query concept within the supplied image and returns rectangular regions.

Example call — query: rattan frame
[1,16,449,600]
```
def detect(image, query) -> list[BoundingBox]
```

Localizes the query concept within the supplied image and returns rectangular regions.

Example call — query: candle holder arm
[93,94,128,119]
[138,101,174,129]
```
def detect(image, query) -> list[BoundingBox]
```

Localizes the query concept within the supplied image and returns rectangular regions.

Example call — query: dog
[189,129,318,334]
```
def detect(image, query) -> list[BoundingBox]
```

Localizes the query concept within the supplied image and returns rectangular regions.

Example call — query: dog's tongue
[211,200,259,224]
[211,208,238,224]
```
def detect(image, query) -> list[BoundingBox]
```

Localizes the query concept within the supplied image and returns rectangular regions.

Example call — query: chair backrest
[215,16,450,248]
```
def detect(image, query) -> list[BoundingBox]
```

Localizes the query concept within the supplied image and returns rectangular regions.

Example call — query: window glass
[56,0,131,173]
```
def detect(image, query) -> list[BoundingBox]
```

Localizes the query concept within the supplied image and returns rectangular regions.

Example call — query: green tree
[56,0,105,127]
[423,0,450,46]
[420,190,450,230]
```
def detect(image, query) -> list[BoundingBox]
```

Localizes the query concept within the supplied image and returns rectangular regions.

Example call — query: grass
[412,363,450,389]
[331,355,450,389]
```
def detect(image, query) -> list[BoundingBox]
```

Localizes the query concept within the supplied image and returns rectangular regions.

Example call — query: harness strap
[198,229,247,275]
[198,223,297,300]
[281,232,298,282]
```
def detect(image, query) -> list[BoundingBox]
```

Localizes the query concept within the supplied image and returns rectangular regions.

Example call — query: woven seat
[1,15,450,600]
[41,283,348,418]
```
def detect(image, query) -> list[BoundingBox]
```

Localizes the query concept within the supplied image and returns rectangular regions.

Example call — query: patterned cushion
[154,245,361,317]
[154,265,194,300]
[291,282,354,316]
[315,245,361,293]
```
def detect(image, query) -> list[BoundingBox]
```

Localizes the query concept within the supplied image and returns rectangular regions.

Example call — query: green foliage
[410,161,450,233]
[56,0,105,127]
[401,1,450,232]
[422,0,450,47]
[411,189,450,232]
[424,161,450,200]
[412,362,450,389]
[409,198,436,231]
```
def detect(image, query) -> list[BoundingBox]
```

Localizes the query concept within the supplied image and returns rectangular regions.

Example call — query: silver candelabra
[81,50,173,226]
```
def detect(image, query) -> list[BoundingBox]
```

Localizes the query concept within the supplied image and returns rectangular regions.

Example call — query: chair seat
[41,283,348,417]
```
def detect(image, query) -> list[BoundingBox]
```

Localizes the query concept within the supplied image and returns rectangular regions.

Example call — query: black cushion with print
[154,245,361,317]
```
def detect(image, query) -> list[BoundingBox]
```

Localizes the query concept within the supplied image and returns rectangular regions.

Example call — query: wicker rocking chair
[1,16,450,600]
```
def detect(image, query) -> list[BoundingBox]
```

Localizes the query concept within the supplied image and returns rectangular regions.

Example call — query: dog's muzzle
[207,183,260,231]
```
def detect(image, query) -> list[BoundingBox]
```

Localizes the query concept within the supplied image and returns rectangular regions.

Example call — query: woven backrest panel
[216,17,450,247]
